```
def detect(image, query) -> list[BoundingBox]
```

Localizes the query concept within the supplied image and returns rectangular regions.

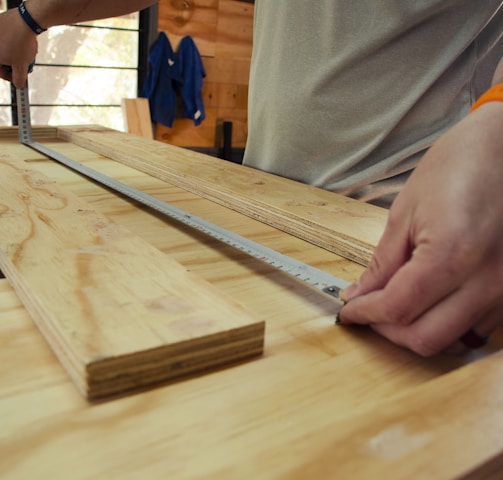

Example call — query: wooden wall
[155,0,253,149]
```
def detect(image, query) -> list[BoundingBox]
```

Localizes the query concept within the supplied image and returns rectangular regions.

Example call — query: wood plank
[0,143,264,400]
[57,125,387,265]
[121,98,154,139]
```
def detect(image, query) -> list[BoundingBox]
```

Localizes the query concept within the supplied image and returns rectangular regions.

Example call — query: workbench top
[0,127,502,479]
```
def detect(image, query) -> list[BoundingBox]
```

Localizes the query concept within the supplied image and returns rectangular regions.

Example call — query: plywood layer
[0,143,264,400]
[57,125,387,266]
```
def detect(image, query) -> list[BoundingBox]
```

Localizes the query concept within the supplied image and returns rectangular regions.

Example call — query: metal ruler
[15,85,348,305]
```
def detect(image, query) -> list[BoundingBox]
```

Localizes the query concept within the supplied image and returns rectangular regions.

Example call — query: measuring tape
[16,85,348,304]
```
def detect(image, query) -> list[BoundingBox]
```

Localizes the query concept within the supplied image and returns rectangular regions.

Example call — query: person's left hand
[0,7,38,88]
[338,102,503,356]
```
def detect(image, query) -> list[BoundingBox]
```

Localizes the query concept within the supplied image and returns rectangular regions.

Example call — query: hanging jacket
[176,36,206,126]
[141,32,181,128]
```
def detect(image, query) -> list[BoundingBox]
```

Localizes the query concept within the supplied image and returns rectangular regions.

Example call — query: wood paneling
[155,107,218,146]
[203,56,251,84]
[215,0,254,58]
[156,0,253,148]
[157,0,219,57]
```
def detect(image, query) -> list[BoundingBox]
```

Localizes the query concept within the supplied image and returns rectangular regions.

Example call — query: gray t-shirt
[243,1,503,207]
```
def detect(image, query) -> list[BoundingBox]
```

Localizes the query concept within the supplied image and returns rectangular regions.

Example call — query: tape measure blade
[16,86,348,305]
[16,86,33,144]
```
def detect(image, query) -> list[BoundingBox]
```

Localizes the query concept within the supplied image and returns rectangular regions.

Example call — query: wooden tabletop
[0,127,502,479]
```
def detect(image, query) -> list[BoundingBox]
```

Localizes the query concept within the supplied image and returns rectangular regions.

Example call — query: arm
[339,56,503,356]
[26,0,157,28]
[0,0,157,88]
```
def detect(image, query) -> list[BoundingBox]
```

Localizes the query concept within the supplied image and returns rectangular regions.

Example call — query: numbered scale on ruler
[16,84,348,304]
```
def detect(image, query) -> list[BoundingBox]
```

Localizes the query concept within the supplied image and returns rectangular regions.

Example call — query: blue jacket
[141,32,181,128]
[177,36,206,126]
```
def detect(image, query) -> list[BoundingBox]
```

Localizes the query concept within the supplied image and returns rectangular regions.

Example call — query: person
[1,0,502,357]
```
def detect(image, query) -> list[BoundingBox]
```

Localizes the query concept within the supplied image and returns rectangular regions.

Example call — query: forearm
[24,0,158,29]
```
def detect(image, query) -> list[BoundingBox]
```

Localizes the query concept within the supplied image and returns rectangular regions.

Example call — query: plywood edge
[85,324,264,400]
[0,126,58,140]
[56,126,387,266]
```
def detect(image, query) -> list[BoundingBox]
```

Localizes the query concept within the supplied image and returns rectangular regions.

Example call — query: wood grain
[0,143,264,400]
[121,98,154,139]
[57,125,387,265]
[157,0,219,57]
[274,348,503,480]
[0,126,57,140]
[215,0,254,59]
[1,131,502,479]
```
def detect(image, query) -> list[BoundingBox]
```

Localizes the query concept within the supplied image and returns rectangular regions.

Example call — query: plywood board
[0,144,264,400]
[121,98,154,139]
[57,125,387,265]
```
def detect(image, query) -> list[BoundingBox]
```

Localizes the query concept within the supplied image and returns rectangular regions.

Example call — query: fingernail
[340,282,358,302]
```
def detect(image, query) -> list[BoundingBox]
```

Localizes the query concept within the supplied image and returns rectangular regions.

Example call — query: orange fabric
[470,83,503,112]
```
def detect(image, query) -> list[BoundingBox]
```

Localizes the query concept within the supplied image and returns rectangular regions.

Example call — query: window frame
[5,0,157,126]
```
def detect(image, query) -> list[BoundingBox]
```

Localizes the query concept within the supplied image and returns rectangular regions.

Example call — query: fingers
[341,209,412,301]
[351,273,503,357]
[11,64,29,89]
[0,63,29,88]
[340,237,468,327]
[0,65,13,83]
[446,301,503,354]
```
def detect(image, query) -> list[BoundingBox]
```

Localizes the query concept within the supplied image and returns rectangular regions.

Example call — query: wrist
[470,84,503,113]
[18,1,48,34]
[10,4,37,43]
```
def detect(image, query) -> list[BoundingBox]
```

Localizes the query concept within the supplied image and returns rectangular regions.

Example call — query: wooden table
[1,127,502,479]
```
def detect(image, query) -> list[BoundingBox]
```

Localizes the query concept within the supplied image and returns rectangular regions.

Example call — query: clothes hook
[171,0,193,10]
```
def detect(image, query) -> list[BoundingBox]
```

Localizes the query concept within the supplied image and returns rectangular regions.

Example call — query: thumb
[341,213,412,302]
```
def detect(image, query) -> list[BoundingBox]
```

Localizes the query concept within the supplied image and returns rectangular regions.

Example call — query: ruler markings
[15,86,348,302]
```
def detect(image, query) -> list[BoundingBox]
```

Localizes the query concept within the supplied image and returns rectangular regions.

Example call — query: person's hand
[339,102,503,356]
[0,7,38,88]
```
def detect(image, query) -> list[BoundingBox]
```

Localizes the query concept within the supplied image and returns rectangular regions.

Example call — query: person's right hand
[0,7,38,88]
[339,101,503,356]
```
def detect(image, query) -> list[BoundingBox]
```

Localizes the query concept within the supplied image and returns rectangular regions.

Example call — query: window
[0,4,156,131]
